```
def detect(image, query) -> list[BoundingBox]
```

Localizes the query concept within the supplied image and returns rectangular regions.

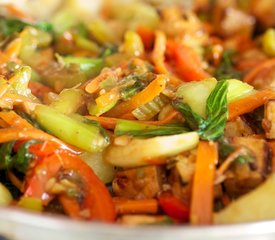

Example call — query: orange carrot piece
[5,4,32,20]
[136,25,155,50]
[228,90,275,121]
[0,111,33,128]
[86,109,179,130]
[243,58,275,83]
[166,40,209,82]
[113,198,158,215]
[4,38,22,59]
[190,141,217,225]
[105,75,167,118]
[152,31,168,74]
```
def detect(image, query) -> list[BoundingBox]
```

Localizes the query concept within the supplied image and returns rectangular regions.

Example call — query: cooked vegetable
[214,174,275,224]
[34,105,109,152]
[104,132,199,168]
[190,141,217,225]
[174,80,228,140]
[1,0,275,225]
[0,183,13,206]
[262,28,275,57]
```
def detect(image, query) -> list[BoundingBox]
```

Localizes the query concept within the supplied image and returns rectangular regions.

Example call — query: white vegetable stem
[104,131,199,168]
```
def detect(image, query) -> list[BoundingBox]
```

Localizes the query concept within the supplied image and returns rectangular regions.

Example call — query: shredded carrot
[152,31,168,74]
[4,38,22,59]
[105,75,167,118]
[243,58,275,83]
[0,119,9,128]
[228,90,275,121]
[267,142,275,172]
[166,40,210,82]
[113,198,158,215]
[0,111,33,128]
[190,141,217,225]
[96,87,120,108]
[136,25,155,50]
[86,109,179,130]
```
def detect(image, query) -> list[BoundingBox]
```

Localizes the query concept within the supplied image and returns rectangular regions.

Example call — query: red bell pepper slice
[24,142,116,222]
[159,194,189,222]
[166,40,209,82]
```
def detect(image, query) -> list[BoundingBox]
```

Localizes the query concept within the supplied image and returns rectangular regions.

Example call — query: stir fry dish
[0,0,275,225]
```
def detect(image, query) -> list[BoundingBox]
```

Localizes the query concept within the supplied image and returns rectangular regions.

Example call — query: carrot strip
[243,58,275,83]
[190,141,217,225]
[228,90,275,121]
[4,38,22,59]
[113,198,158,215]
[105,75,167,118]
[7,171,23,191]
[0,111,33,128]
[86,109,179,129]
[136,25,155,50]
[152,31,168,74]
[166,40,209,82]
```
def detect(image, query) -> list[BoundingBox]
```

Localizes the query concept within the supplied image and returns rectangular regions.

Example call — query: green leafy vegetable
[0,140,39,173]
[173,80,229,140]
[115,120,189,137]
[215,50,242,80]
[0,18,53,37]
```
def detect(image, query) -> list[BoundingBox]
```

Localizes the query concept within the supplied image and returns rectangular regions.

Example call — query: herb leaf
[173,80,229,141]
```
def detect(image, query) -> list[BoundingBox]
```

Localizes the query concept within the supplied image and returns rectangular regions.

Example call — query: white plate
[0,207,275,240]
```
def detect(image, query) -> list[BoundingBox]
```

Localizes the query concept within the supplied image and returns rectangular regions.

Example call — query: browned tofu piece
[263,100,275,139]
[112,166,164,200]
[225,117,254,138]
[224,137,271,197]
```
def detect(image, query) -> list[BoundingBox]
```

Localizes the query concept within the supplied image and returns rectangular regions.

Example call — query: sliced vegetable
[24,145,116,222]
[174,80,228,141]
[176,78,217,117]
[228,89,275,121]
[166,40,209,82]
[115,120,188,137]
[105,75,167,117]
[159,194,189,221]
[79,152,116,184]
[50,89,84,115]
[190,141,217,225]
[114,198,158,215]
[57,55,104,78]
[262,28,275,57]
[34,105,109,152]
[0,183,13,206]
[132,95,168,120]
[123,31,144,57]
[18,197,43,212]
[104,132,199,168]
[214,174,275,224]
